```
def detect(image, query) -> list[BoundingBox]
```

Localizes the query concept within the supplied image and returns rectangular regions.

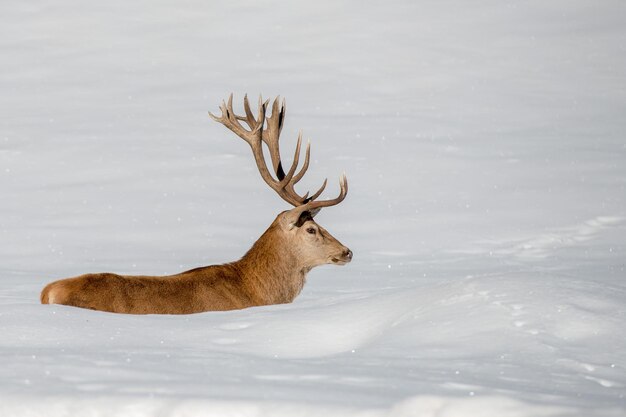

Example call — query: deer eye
[306,227,316,235]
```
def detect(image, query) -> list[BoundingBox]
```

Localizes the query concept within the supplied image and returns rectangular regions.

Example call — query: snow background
[1,0,625,415]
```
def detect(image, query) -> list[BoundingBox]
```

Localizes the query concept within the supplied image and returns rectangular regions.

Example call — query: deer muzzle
[332,248,353,265]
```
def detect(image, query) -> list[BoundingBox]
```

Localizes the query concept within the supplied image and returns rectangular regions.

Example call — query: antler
[209,94,347,214]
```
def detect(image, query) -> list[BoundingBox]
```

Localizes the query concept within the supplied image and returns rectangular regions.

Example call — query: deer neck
[235,225,309,305]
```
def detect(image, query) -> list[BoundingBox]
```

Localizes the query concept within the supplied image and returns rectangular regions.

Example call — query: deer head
[210,94,352,270]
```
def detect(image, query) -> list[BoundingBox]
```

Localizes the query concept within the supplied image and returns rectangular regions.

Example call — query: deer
[40,95,352,314]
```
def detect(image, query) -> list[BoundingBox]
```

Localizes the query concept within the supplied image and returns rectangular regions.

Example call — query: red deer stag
[40,95,352,314]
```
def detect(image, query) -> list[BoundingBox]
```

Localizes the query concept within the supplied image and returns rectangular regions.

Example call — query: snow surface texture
[1,0,625,416]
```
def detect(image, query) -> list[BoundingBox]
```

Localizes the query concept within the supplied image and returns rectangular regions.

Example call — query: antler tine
[262,96,285,178]
[283,138,313,204]
[292,138,311,185]
[253,99,267,137]
[279,132,303,186]
[242,94,257,128]
[308,178,328,202]
[252,96,269,135]
[225,93,255,133]
[209,96,252,145]
[227,93,234,116]
[280,97,286,132]
[303,174,348,211]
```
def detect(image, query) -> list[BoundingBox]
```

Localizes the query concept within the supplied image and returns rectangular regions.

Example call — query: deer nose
[344,248,353,261]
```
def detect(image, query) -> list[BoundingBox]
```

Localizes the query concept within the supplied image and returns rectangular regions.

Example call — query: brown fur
[40,210,351,314]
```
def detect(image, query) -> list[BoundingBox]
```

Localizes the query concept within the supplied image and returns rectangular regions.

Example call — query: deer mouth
[331,249,353,265]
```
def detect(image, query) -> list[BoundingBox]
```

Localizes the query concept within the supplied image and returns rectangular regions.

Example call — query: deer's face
[277,210,353,268]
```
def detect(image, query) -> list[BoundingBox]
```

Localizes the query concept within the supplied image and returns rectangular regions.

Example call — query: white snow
[1,0,625,416]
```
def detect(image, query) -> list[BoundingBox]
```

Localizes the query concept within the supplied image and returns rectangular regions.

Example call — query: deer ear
[283,208,316,230]
[308,208,321,218]
[295,210,316,227]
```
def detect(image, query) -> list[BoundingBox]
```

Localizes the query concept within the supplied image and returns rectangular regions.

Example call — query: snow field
[1,0,626,415]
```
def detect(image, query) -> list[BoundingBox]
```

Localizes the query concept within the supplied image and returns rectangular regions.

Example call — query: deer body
[41,211,351,314]
[41,95,351,314]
